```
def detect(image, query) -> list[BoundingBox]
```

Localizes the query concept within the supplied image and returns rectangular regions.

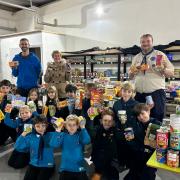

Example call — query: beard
[21,47,29,52]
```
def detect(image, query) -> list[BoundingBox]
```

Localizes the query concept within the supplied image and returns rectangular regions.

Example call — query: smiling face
[20,109,32,121]
[0,85,11,95]
[53,53,62,62]
[102,114,114,130]
[48,91,56,100]
[29,91,38,101]
[66,120,78,135]
[19,40,30,53]
[137,110,150,123]
[121,89,133,102]
[34,123,47,135]
[140,36,153,53]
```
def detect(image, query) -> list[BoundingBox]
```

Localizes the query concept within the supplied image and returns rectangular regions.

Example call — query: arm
[161,54,174,78]
[49,131,64,148]
[44,63,52,83]
[79,128,91,145]
[129,56,139,80]
[4,113,18,128]
[35,57,42,78]
[11,58,19,77]
[65,63,71,82]
[14,134,30,151]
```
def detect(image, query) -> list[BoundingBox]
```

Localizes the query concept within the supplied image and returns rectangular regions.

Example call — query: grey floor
[0,144,180,180]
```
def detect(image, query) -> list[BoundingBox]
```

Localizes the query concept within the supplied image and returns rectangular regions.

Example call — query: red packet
[90,89,103,107]
[156,55,163,66]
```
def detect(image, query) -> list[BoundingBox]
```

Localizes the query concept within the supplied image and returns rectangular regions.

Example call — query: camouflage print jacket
[44,59,71,84]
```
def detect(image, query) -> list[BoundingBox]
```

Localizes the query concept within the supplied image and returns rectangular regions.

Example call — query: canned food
[52,117,64,129]
[156,148,167,164]
[156,129,169,149]
[170,132,180,150]
[124,127,134,141]
[118,110,127,124]
[78,116,86,126]
[167,150,179,168]
[146,96,154,105]
[162,119,171,129]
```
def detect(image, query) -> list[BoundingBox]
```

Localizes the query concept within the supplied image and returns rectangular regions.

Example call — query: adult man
[129,34,174,121]
[11,38,42,97]
[44,50,71,99]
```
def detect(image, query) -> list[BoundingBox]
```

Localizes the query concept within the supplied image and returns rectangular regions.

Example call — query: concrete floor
[0,144,180,180]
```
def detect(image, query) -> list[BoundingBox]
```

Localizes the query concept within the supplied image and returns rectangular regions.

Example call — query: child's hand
[5,104,13,113]
[21,131,28,137]
[79,121,86,129]
[55,123,64,132]
[147,103,154,110]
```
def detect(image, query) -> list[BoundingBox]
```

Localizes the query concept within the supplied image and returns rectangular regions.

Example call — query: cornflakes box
[0,110,5,122]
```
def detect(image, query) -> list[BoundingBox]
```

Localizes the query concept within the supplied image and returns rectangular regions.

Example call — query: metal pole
[0,0,36,12]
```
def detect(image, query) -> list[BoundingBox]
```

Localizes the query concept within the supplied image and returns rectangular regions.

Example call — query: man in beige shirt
[129,34,174,121]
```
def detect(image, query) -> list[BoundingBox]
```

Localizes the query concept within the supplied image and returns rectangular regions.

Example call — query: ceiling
[0,0,60,12]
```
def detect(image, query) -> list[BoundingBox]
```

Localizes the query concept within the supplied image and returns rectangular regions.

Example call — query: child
[15,115,55,180]
[0,79,17,145]
[91,108,123,180]
[4,105,33,169]
[45,86,59,131]
[50,114,91,180]
[113,81,138,168]
[27,88,42,114]
[58,84,81,120]
[124,103,161,180]
[113,81,138,128]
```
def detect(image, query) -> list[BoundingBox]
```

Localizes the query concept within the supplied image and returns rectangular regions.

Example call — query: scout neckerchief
[141,48,154,74]
[36,131,47,160]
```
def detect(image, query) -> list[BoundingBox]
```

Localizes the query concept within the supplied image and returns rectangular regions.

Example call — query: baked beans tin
[156,129,169,149]
[156,148,167,164]
[124,127,134,141]
[167,150,179,168]
[170,132,180,151]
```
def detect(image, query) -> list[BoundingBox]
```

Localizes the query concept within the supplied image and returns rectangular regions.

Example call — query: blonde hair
[19,105,32,113]
[66,114,79,125]
[121,81,135,98]
[47,86,58,100]
[51,50,62,58]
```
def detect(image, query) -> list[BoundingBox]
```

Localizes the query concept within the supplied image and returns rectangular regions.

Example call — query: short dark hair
[0,79,11,87]
[140,34,153,42]
[133,103,150,116]
[32,115,48,126]
[65,84,77,93]
[20,38,29,42]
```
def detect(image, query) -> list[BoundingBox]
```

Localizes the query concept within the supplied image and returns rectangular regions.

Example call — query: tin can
[118,110,127,124]
[146,96,154,105]
[156,129,169,149]
[124,127,134,141]
[162,118,171,129]
[167,150,179,168]
[78,116,86,126]
[52,117,64,129]
[170,132,180,150]
[156,148,167,164]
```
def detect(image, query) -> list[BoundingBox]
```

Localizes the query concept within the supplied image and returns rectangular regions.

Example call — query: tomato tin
[156,129,169,149]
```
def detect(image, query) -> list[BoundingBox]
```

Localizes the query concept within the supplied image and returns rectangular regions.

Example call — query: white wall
[41,32,66,78]
[38,0,180,47]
